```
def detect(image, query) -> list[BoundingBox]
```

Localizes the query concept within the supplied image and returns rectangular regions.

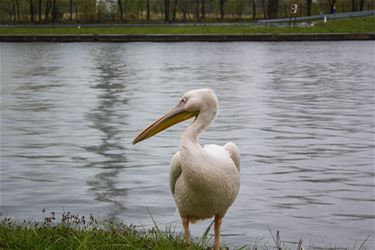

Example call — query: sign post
[289,4,298,27]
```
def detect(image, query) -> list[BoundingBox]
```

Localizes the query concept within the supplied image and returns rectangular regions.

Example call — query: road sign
[291,4,298,14]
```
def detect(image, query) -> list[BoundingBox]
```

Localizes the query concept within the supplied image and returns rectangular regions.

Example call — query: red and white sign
[291,4,298,14]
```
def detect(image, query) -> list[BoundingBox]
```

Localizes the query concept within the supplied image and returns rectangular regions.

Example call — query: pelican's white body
[168,89,240,223]
[133,88,240,249]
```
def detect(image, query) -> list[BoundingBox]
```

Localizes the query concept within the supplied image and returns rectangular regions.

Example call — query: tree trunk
[165,0,170,22]
[307,0,312,16]
[38,0,42,22]
[147,0,150,21]
[45,0,51,22]
[118,0,123,21]
[52,0,57,22]
[69,0,73,21]
[359,0,364,11]
[236,1,241,20]
[10,4,15,23]
[220,0,224,19]
[179,1,187,21]
[252,0,256,20]
[284,3,287,17]
[201,0,205,19]
[267,0,279,18]
[15,0,20,22]
[172,0,178,21]
[195,0,199,20]
[29,0,35,22]
[260,0,266,18]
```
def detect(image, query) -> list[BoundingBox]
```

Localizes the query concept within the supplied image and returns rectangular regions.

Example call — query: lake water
[1,41,374,248]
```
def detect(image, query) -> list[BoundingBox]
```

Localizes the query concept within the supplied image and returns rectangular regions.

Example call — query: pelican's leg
[213,215,222,250]
[181,216,191,245]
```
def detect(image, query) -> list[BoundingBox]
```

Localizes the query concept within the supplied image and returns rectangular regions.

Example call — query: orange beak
[132,104,198,145]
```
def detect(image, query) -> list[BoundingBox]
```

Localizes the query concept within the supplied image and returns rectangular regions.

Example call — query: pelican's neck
[181,108,216,147]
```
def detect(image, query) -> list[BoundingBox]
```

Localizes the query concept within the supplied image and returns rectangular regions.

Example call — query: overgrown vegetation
[0,16,373,35]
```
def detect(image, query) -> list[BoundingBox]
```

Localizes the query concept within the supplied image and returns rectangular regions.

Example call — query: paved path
[258,10,375,23]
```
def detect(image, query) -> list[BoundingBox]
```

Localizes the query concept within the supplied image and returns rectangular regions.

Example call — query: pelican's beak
[132,104,197,145]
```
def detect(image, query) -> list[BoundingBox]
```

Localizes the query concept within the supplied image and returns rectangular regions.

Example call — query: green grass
[0,212,372,250]
[0,16,373,35]
[0,224,201,250]
[0,219,204,250]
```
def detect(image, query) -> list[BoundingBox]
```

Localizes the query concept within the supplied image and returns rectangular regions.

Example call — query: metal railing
[258,10,375,23]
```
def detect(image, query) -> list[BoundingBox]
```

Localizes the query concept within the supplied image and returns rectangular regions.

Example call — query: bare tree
[236,0,244,20]
[201,0,205,19]
[178,0,188,21]
[195,0,199,20]
[51,0,57,22]
[15,0,20,22]
[267,0,279,18]
[359,0,364,11]
[118,0,123,21]
[260,0,267,18]
[172,0,178,21]
[219,0,225,19]
[38,0,42,22]
[11,3,16,23]
[164,0,169,23]
[75,3,78,22]
[45,0,51,22]
[165,0,170,22]
[307,0,312,16]
[252,0,256,19]
[147,0,150,21]
[8,0,369,24]
[69,0,73,21]
[29,0,35,22]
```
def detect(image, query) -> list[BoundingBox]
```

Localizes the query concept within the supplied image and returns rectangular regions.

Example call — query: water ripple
[1,42,374,248]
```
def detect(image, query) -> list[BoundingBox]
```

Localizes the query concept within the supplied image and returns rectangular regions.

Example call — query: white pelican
[133,89,240,250]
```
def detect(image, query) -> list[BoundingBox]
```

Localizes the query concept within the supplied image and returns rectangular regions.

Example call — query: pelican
[133,89,240,250]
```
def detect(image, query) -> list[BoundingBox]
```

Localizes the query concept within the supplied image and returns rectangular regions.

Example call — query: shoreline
[1,33,374,42]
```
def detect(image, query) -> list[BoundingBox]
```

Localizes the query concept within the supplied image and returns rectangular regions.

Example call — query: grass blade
[146,207,161,235]
[198,220,214,247]
[358,234,370,250]
[267,224,281,249]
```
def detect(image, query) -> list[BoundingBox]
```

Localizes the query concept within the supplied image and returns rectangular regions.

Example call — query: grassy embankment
[0,16,374,35]
[0,211,213,250]
[0,211,371,250]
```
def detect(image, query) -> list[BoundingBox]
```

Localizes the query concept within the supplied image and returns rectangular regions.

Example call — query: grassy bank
[0,211,372,250]
[0,213,206,250]
[0,223,203,250]
[0,17,374,35]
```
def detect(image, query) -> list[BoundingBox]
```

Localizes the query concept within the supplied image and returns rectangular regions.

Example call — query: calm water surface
[1,42,374,248]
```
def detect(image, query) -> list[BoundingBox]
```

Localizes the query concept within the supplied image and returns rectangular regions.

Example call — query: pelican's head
[132,88,218,144]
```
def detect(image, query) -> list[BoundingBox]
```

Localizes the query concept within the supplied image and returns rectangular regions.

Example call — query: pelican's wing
[169,151,181,194]
[223,142,240,171]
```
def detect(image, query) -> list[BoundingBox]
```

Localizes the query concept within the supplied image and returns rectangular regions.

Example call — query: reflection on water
[83,45,129,221]
[1,42,374,248]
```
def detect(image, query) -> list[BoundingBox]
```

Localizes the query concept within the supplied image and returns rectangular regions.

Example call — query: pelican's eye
[179,97,188,105]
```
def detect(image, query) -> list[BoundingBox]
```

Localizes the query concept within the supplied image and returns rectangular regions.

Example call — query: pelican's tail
[189,215,213,224]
